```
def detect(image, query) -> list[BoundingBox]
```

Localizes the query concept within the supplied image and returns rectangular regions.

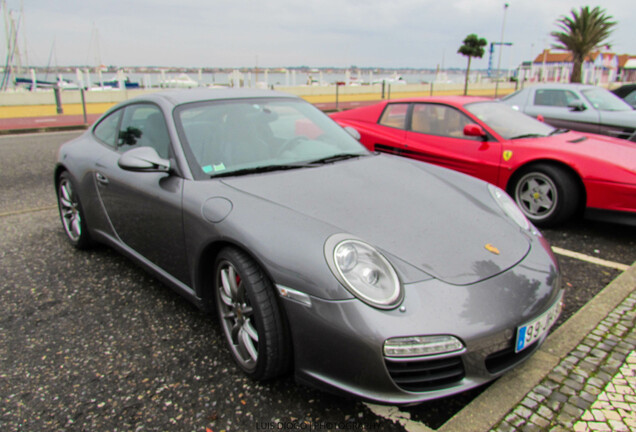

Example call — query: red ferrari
[330,97,636,227]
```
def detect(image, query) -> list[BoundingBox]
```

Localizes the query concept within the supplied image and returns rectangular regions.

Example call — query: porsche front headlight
[327,237,402,309]
[488,184,532,231]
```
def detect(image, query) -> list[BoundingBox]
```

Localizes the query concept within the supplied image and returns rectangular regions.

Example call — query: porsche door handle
[95,172,109,185]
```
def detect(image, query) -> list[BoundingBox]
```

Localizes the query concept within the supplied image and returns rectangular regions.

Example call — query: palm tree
[551,6,616,83]
[458,34,487,96]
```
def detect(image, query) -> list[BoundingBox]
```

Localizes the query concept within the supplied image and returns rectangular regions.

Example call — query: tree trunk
[570,55,584,83]
[464,57,472,96]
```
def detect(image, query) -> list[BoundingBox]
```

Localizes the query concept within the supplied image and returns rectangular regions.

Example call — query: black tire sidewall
[214,247,289,380]
[57,171,92,249]
[512,164,580,227]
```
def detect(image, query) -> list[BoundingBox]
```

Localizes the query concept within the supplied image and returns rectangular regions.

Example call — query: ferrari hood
[222,154,531,285]
[545,131,636,176]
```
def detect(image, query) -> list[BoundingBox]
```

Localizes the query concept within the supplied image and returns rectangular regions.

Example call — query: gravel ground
[1,210,405,432]
[0,132,632,431]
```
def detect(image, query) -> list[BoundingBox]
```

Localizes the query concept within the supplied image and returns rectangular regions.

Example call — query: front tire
[511,164,580,227]
[57,171,93,249]
[214,247,290,380]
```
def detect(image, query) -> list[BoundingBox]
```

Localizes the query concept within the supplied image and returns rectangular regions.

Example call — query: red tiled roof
[617,54,636,68]
[532,49,622,64]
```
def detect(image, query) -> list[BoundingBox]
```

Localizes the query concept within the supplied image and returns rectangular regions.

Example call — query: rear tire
[214,247,290,380]
[510,164,580,227]
[57,171,93,249]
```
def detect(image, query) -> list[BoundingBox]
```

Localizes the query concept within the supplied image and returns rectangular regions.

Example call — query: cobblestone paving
[491,290,636,432]
[574,351,636,432]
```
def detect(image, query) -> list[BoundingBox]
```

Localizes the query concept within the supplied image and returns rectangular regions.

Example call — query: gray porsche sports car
[55,89,563,404]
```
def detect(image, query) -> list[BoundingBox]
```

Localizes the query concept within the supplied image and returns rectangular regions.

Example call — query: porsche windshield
[176,98,369,178]
[465,101,556,140]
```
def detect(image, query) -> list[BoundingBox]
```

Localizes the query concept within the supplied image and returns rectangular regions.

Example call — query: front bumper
[279,244,561,404]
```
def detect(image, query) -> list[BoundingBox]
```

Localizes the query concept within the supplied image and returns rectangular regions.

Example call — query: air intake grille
[385,356,465,392]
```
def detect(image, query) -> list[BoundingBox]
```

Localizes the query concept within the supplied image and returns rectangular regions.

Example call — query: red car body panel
[330,97,636,220]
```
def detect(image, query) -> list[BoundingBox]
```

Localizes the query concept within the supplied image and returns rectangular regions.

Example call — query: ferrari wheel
[57,171,93,249]
[214,247,290,380]
[511,164,580,227]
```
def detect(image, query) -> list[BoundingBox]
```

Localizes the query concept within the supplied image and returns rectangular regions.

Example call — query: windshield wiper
[548,128,569,136]
[307,153,365,165]
[509,133,545,140]
[210,163,316,178]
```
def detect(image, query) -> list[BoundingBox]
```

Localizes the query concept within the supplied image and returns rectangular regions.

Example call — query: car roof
[127,88,299,107]
[383,96,492,107]
[521,83,598,91]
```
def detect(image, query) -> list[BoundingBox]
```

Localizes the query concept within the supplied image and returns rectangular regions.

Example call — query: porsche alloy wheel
[512,164,580,227]
[57,172,92,249]
[214,247,290,380]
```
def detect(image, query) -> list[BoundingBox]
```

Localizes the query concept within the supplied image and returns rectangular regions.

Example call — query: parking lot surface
[1,131,634,431]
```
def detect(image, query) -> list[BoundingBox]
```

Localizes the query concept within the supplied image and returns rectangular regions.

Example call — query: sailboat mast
[20,0,26,69]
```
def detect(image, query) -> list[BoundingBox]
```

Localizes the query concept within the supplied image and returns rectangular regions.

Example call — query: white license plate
[515,294,563,353]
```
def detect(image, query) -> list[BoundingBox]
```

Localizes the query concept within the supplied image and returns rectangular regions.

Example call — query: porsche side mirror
[118,146,170,173]
[464,124,486,137]
[344,126,361,141]
[568,101,586,112]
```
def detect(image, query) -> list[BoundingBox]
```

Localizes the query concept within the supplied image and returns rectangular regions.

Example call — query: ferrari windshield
[581,87,634,111]
[175,98,369,178]
[465,101,556,140]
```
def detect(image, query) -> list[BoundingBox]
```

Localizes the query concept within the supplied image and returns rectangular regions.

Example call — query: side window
[534,89,580,107]
[624,90,636,108]
[118,104,171,158]
[93,109,123,148]
[411,104,476,139]
[379,104,408,129]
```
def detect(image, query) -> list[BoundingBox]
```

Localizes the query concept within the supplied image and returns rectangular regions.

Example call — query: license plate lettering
[515,294,562,353]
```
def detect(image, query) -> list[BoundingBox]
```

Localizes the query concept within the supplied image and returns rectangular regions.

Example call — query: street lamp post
[494,3,509,98]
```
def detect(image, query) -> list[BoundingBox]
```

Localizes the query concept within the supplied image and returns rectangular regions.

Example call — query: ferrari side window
[93,109,123,148]
[411,104,477,140]
[379,104,408,130]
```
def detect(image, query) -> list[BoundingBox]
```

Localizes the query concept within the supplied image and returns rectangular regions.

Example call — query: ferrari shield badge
[503,150,513,161]
[485,243,500,255]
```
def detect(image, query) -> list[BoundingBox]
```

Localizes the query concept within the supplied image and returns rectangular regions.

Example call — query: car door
[524,88,600,134]
[93,103,190,284]
[404,103,502,185]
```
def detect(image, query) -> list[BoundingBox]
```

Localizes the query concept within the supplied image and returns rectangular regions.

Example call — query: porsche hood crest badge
[485,243,500,255]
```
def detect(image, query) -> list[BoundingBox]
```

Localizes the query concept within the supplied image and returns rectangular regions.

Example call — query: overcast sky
[3,0,635,70]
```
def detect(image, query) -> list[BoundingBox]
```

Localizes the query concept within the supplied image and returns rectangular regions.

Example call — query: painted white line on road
[551,246,630,271]
[364,403,434,432]
[0,205,57,218]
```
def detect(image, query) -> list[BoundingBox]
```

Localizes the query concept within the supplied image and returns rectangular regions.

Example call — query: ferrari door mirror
[118,146,171,173]
[463,124,486,137]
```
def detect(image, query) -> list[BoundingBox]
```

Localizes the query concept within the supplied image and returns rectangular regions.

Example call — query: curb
[437,261,636,432]
[0,124,90,136]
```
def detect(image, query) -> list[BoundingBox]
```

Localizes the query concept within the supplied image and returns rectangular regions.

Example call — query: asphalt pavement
[0,131,634,431]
